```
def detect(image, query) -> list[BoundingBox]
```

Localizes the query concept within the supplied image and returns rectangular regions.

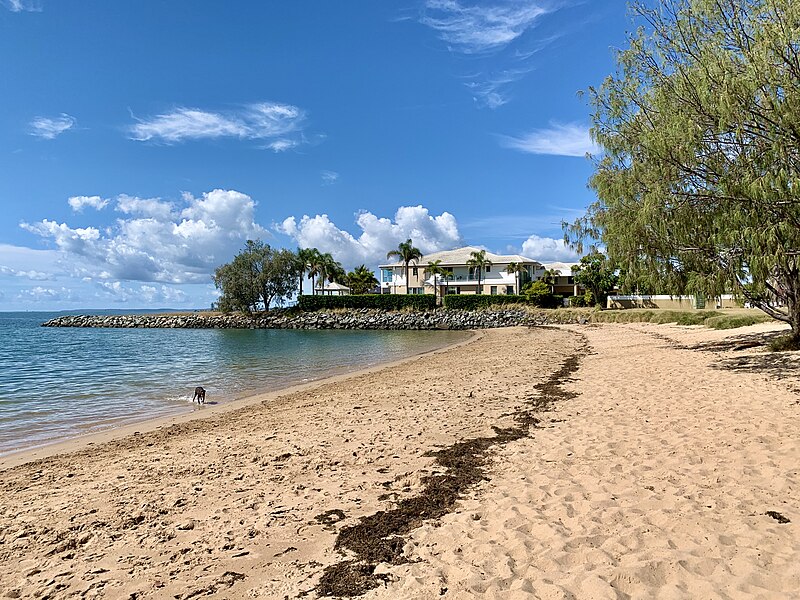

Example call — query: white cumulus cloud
[421,0,549,54]
[115,194,175,220]
[21,189,268,284]
[277,205,462,268]
[129,102,307,145]
[500,122,599,157]
[68,195,109,212]
[29,114,76,139]
[521,234,580,262]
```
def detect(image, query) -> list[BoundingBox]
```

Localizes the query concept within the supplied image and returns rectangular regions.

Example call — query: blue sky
[0,0,627,310]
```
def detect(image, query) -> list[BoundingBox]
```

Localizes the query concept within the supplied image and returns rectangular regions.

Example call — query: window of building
[567,276,574,284]
[490,286,497,295]
[381,269,393,282]
[409,287,424,295]
[412,267,418,277]
[506,286,514,295]
[486,265,491,272]
[447,287,460,295]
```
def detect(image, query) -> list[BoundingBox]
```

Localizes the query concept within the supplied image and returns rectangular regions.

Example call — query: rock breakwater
[42,308,594,330]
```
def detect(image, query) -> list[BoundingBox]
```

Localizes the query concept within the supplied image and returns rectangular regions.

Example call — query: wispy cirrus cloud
[128,102,309,147]
[3,0,42,12]
[29,114,76,139]
[500,122,599,157]
[464,67,531,108]
[421,0,549,54]
[68,195,109,212]
[321,170,339,185]
[418,1,556,109]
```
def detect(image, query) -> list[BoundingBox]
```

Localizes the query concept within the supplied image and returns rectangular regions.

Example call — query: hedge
[297,294,436,311]
[442,294,531,310]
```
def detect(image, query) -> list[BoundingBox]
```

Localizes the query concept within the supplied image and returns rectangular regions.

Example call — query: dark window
[486,265,491,272]
[412,267,418,276]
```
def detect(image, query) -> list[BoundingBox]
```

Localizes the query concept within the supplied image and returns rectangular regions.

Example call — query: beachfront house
[541,262,582,297]
[379,246,544,296]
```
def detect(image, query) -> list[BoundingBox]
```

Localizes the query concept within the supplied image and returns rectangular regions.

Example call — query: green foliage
[442,294,529,310]
[522,281,563,309]
[567,0,800,335]
[298,294,436,311]
[569,293,592,307]
[572,253,618,308]
[214,240,300,313]
[346,265,379,295]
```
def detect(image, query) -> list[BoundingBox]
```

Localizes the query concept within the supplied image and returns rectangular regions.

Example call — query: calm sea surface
[0,312,468,456]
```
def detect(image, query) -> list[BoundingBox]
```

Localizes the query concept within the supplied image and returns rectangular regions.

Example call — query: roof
[316,281,350,290]
[542,262,579,273]
[380,246,542,268]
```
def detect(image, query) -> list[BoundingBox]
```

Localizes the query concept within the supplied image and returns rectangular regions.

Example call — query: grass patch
[704,314,773,330]
[594,309,777,330]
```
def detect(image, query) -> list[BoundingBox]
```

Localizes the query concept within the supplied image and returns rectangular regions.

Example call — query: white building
[378,246,544,295]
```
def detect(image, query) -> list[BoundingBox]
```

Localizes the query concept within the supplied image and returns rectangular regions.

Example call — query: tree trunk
[405,264,410,294]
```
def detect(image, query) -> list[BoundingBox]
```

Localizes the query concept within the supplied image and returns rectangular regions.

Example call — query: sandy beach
[1,323,798,599]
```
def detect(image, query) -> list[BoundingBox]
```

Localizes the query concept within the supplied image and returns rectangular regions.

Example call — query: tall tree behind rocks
[214,240,301,313]
[566,0,800,342]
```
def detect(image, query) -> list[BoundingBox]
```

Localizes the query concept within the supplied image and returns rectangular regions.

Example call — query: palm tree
[297,247,316,297]
[506,262,527,295]
[347,265,379,295]
[424,259,446,305]
[541,268,561,294]
[306,249,324,295]
[317,252,343,294]
[466,249,492,294]
[386,239,423,294]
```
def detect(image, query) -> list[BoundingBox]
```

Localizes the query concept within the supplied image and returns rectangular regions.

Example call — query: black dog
[192,386,206,404]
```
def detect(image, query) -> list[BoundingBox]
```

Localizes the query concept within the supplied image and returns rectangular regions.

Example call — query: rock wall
[42,308,594,330]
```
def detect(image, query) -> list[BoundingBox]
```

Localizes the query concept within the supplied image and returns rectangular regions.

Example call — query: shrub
[768,334,800,352]
[442,294,530,310]
[297,294,436,311]
[704,314,773,330]
[521,281,562,309]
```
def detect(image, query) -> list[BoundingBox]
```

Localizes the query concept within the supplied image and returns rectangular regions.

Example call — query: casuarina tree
[567,0,800,344]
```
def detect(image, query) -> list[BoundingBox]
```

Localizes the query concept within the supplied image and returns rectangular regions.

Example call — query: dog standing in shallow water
[192,387,206,404]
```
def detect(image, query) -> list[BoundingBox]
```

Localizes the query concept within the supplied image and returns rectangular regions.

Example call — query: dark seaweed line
[314,331,588,598]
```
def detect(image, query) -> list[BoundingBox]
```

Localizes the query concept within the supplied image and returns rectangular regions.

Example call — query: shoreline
[1,322,796,599]
[0,328,480,471]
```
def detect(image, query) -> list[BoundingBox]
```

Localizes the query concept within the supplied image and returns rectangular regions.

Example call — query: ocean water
[0,312,468,456]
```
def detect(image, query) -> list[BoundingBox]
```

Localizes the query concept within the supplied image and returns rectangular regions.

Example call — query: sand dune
[1,322,798,599]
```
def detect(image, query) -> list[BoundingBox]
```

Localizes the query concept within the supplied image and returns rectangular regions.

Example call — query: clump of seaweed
[316,333,587,597]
